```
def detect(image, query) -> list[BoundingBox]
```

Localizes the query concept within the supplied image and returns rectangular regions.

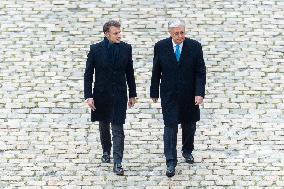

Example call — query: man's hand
[128,97,136,108]
[86,98,96,111]
[195,96,204,105]
[152,98,158,103]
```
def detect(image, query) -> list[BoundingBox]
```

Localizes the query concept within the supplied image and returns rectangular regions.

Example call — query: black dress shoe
[101,152,110,163]
[183,153,194,164]
[113,163,124,176]
[166,165,175,177]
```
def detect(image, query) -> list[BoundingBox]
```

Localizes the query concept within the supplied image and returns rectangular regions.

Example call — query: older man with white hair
[150,19,206,177]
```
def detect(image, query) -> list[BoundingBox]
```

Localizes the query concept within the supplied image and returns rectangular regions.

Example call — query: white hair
[168,19,185,30]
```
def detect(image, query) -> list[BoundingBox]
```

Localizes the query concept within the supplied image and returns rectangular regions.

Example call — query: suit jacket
[84,37,137,124]
[150,37,206,126]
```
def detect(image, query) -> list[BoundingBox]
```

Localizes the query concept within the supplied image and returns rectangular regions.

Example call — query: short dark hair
[103,20,121,33]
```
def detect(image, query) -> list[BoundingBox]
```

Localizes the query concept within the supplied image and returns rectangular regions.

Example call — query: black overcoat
[84,38,137,124]
[150,37,206,127]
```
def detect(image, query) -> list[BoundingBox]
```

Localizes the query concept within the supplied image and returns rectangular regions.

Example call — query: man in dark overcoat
[84,20,137,176]
[150,19,206,177]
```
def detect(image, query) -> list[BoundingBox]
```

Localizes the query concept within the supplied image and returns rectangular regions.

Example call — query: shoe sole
[102,160,111,163]
[116,172,124,176]
[113,170,124,176]
[166,172,175,177]
[186,159,194,164]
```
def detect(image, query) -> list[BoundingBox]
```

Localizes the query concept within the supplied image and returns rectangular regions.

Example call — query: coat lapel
[116,42,121,65]
[179,38,193,64]
[98,40,108,65]
[166,37,178,64]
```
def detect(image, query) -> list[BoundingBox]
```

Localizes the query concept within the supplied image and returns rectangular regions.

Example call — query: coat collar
[165,37,177,63]
[166,37,192,64]
[98,37,122,65]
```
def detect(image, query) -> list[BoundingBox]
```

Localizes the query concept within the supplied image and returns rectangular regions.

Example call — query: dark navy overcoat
[84,38,137,124]
[150,37,206,127]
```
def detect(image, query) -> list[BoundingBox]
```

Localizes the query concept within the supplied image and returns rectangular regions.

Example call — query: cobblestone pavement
[0,118,283,188]
[0,0,283,188]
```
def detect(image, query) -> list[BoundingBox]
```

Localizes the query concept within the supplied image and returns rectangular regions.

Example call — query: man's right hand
[86,98,96,111]
[152,98,158,103]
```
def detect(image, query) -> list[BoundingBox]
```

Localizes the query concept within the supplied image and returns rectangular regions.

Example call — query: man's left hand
[128,97,136,108]
[195,96,204,105]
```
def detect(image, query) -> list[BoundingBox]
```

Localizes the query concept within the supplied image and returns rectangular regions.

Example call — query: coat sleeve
[194,43,206,98]
[126,45,137,98]
[150,44,161,98]
[84,45,95,100]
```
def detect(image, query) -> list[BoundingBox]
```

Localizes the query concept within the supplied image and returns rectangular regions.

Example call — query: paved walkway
[1,118,283,188]
[0,1,283,187]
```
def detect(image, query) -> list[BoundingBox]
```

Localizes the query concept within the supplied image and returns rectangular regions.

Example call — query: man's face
[170,26,185,44]
[105,26,121,43]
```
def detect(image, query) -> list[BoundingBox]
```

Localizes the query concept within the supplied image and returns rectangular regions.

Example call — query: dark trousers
[99,121,124,164]
[164,122,196,167]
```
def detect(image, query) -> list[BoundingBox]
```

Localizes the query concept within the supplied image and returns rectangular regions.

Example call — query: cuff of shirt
[85,98,92,102]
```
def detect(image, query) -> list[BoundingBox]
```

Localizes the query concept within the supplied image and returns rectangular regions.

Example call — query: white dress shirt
[172,39,183,54]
